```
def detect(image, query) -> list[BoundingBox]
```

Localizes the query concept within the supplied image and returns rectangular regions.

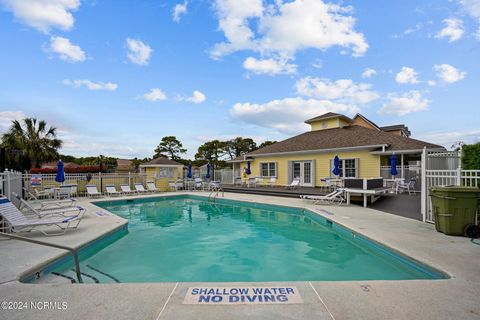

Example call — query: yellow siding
[144,166,183,191]
[309,118,349,131]
[241,150,380,186]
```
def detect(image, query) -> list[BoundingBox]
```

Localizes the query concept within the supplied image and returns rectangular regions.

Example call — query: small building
[228,112,444,187]
[116,159,135,173]
[139,157,184,191]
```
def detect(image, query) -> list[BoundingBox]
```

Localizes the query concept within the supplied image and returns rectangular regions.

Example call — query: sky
[0,0,479,160]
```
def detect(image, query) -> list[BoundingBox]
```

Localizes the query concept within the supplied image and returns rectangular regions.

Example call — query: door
[292,161,313,187]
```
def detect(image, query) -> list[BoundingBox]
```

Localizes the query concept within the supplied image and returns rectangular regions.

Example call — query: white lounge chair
[86,185,102,198]
[120,184,136,195]
[12,193,85,218]
[105,185,122,196]
[168,180,177,191]
[134,183,149,193]
[300,189,345,205]
[247,177,257,188]
[194,178,203,190]
[286,178,300,190]
[0,197,84,236]
[23,187,76,209]
[265,177,277,187]
[146,181,160,192]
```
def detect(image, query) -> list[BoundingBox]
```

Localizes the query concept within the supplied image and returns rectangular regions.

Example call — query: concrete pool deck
[1,192,479,320]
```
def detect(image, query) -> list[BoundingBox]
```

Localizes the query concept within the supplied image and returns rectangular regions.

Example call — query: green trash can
[429,186,480,236]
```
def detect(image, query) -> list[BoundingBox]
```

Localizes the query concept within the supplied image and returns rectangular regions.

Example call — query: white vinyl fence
[0,170,23,207]
[421,148,480,223]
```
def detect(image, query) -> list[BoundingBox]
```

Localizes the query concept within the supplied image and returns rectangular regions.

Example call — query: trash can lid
[429,186,480,194]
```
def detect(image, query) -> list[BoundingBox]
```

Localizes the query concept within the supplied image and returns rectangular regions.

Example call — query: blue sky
[0,0,479,159]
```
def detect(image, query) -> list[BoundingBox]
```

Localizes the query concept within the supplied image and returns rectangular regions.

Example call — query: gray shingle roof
[140,157,183,166]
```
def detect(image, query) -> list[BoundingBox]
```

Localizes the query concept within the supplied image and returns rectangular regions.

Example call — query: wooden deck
[220,185,327,198]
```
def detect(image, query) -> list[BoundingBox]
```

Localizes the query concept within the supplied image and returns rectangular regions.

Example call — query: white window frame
[331,158,359,178]
[260,162,277,177]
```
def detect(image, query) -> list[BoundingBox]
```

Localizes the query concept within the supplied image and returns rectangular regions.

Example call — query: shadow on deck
[221,184,422,221]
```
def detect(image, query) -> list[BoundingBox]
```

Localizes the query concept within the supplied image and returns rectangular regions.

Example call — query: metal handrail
[0,232,83,283]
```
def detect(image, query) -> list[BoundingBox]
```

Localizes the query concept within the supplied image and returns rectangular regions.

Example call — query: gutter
[235,144,389,159]
[369,147,445,155]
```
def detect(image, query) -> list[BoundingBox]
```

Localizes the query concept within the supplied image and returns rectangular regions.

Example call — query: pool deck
[1,192,479,320]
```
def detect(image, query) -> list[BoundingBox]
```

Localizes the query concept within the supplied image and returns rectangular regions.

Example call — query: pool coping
[1,191,479,320]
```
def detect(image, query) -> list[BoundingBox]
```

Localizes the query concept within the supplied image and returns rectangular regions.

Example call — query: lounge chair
[86,185,102,198]
[286,178,300,190]
[105,185,122,196]
[120,184,136,195]
[300,189,345,205]
[168,180,177,191]
[146,181,160,192]
[12,193,85,218]
[265,177,277,187]
[33,187,55,199]
[247,177,257,188]
[23,187,76,209]
[0,197,84,236]
[134,183,149,193]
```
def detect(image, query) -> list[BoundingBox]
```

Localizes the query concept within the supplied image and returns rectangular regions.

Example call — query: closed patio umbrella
[55,160,65,183]
[187,162,192,179]
[246,161,251,175]
[390,154,398,177]
[332,155,340,176]
[206,162,211,179]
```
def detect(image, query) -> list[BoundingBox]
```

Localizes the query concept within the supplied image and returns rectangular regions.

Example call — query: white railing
[22,172,147,197]
[424,168,480,223]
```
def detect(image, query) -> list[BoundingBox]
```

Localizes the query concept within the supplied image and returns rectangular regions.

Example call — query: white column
[420,147,427,222]
[401,154,404,179]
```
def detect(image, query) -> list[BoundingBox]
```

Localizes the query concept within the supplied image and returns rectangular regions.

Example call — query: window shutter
[275,162,278,178]
[311,160,316,187]
[355,158,359,178]
[330,159,334,178]
[287,161,292,184]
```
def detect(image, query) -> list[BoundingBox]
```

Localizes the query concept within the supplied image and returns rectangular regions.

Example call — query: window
[331,158,358,178]
[155,167,174,178]
[260,162,277,177]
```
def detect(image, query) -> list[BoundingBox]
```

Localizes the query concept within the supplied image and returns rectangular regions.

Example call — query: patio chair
[33,187,54,200]
[194,178,203,190]
[398,178,417,195]
[86,185,103,198]
[300,189,345,205]
[22,187,76,209]
[168,180,177,191]
[0,197,84,236]
[234,177,243,186]
[105,185,122,196]
[175,180,184,191]
[120,184,136,195]
[134,183,149,194]
[247,177,257,188]
[57,185,72,200]
[12,192,85,218]
[265,177,277,187]
[146,181,160,192]
[286,178,300,190]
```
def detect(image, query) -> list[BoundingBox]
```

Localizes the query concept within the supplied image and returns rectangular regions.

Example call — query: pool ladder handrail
[0,232,83,283]
[208,186,224,202]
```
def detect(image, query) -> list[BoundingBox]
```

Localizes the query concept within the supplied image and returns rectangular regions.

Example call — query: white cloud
[458,0,480,18]
[172,1,188,22]
[211,0,368,74]
[361,68,376,78]
[126,38,153,66]
[47,36,86,62]
[311,59,323,69]
[243,56,297,75]
[229,97,360,134]
[185,90,206,104]
[1,0,80,33]
[395,67,420,84]
[418,128,480,147]
[143,88,167,102]
[63,79,118,91]
[379,91,430,116]
[435,18,464,42]
[0,110,26,132]
[433,64,466,84]
[295,77,379,105]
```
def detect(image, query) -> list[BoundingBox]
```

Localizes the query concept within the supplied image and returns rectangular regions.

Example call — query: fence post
[420,147,427,222]
[5,170,11,201]
[456,167,461,186]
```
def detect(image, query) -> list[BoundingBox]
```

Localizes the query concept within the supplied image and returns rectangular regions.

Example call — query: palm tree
[1,118,62,168]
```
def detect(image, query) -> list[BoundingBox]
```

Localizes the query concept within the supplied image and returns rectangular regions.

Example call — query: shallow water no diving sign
[183,286,303,305]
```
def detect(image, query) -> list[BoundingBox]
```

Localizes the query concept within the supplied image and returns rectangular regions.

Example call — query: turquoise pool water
[39,196,445,283]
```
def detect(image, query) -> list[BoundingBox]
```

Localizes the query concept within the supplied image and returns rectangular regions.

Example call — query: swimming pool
[30,195,446,283]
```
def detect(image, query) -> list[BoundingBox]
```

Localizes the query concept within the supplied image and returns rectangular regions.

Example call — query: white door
[292,161,313,187]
